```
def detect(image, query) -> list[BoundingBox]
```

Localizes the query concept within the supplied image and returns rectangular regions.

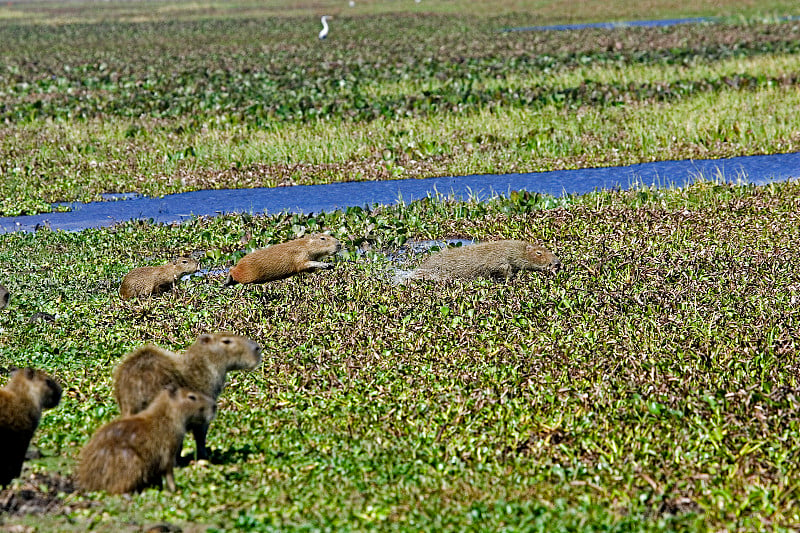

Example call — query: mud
[0,472,85,517]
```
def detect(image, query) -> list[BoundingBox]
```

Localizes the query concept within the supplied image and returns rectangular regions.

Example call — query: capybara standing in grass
[119,257,199,299]
[408,240,561,282]
[0,368,62,486]
[0,283,8,309]
[76,387,216,494]
[224,233,341,286]
[113,333,262,460]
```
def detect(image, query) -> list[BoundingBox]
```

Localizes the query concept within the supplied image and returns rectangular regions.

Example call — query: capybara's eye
[188,394,197,400]
[536,251,542,255]
[222,339,231,344]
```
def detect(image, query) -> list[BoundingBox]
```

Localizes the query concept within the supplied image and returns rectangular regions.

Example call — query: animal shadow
[178,444,259,466]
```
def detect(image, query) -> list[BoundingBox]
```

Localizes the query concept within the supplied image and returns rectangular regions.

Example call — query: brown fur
[76,387,216,494]
[0,368,62,486]
[225,233,341,286]
[113,333,262,459]
[409,240,561,282]
[0,283,8,309]
[119,257,199,300]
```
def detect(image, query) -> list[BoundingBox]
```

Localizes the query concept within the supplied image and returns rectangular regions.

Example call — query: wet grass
[0,179,799,531]
[2,1,800,214]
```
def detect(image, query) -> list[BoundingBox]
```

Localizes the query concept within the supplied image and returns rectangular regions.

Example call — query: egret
[319,15,332,39]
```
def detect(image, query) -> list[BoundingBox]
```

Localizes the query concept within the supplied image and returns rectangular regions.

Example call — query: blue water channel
[503,17,714,32]
[502,15,800,32]
[1,152,798,233]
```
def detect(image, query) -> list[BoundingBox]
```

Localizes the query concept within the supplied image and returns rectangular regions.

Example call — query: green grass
[1,179,800,531]
[4,81,799,215]
[2,1,800,530]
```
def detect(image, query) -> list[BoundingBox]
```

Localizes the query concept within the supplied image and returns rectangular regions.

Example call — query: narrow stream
[1,152,798,233]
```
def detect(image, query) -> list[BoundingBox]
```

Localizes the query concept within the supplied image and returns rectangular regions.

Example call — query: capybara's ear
[24,368,36,379]
[197,334,213,345]
[525,244,534,253]
[164,383,179,395]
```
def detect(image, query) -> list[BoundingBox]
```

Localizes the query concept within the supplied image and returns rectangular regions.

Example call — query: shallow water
[1,152,798,234]
[502,15,800,32]
[503,16,714,32]
[387,239,477,284]
[387,238,476,262]
[182,268,228,281]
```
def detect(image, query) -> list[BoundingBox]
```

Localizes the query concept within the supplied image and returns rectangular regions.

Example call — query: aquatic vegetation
[1,1,800,530]
[1,179,800,530]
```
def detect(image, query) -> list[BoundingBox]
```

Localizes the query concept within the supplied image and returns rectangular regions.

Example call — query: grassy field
[2,181,800,531]
[2,0,800,531]
[2,0,800,214]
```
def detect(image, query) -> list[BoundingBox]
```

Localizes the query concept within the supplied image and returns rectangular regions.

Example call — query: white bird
[349,1,355,6]
[319,15,332,39]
